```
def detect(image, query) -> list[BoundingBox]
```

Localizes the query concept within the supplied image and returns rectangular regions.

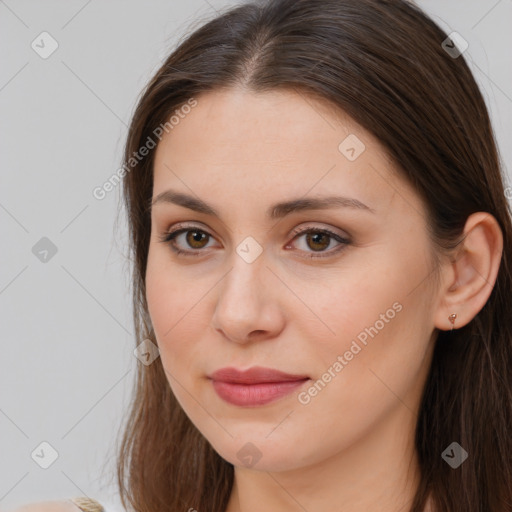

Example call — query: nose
[211,253,286,345]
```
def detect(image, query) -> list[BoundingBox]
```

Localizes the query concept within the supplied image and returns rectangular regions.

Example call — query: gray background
[1,1,511,510]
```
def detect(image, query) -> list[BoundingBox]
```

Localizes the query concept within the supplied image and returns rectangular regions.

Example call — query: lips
[208,366,310,406]
[209,366,309,384]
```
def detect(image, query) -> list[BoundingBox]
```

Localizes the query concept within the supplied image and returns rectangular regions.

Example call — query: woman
[115,0,512,510]
[17,0,512,510]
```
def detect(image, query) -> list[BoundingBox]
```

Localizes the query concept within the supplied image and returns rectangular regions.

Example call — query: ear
[434,212,503,331]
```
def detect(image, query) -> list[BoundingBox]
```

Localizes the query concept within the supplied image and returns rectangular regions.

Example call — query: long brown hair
[116,0,512,510]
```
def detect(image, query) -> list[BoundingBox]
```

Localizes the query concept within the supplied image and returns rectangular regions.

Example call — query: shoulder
[11,501,79,512]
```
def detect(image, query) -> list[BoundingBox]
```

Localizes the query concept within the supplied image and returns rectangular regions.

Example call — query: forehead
[157,87,376,160]
[152,88,421,220]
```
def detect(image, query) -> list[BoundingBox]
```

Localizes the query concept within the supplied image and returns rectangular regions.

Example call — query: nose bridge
[218,228,268,290]
[220,240,268,311]
[212,239,282,343]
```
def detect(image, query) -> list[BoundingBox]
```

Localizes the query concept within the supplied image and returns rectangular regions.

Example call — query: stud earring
[448,313,457,331]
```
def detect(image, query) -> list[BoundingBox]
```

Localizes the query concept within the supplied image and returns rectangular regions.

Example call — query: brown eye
[287,227,351,259]
[185,230,209,249]
[159,224,351,259]
[158,227,215,257]
[304,232,331,252]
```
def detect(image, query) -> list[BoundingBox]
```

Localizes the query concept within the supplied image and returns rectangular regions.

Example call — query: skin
[145,88,503,512]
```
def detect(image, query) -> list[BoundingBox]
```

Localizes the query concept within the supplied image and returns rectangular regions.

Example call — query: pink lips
[208,366,310,406]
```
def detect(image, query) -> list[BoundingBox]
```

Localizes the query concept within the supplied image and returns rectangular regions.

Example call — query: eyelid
[288,223,350,240]
[157,222,220,254]
[158,221,351,258]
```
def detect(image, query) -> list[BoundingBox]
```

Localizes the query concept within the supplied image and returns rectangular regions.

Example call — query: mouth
[208,366,310,407]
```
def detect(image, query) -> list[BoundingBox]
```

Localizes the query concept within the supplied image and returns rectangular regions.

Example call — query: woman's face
[146,88,440,472]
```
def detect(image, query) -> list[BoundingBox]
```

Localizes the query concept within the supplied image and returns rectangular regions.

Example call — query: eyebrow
[150,189,375,219]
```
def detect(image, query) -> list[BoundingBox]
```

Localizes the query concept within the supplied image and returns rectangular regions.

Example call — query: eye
[286,226,351,259]
[158,224,216,257]
[158,223,351,259]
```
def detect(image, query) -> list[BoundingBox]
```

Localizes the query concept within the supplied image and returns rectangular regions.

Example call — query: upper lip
[209,366,309,384]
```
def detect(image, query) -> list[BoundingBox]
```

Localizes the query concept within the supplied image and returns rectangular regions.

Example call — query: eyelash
[157,223,351,259]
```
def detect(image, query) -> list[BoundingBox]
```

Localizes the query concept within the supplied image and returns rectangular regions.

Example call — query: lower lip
[210,378,309,406]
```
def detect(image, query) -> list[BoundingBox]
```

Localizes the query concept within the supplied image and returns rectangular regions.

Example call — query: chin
[206,434,311,472]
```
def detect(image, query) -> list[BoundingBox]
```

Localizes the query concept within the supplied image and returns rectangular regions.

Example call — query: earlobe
[434,212,503,331]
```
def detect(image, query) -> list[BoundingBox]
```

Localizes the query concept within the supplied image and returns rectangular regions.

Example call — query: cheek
[145,265,213,416]
[145,254,198,359]
[302,252,434,408]
[303,244,434,394]
[303,269,399,354]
